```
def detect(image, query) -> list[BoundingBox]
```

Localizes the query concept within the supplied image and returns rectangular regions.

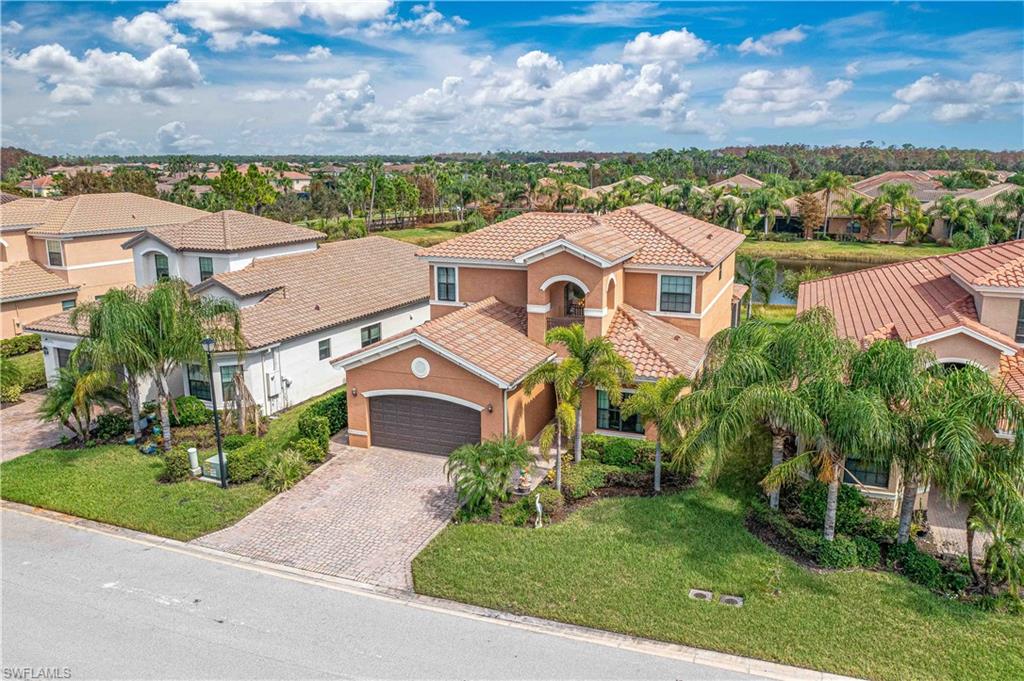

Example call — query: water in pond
[766,259,874,306]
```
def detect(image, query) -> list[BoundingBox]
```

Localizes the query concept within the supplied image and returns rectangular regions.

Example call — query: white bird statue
[534,492,543,529]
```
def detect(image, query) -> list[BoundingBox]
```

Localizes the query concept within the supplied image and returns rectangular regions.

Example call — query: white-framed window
[1016,299,1024,344]
[46,240,63,267]
[154,253,170,280]
[187,363,212,401]
[199,256,214,282]
[318,338,331,360]
[61,299,76,311]
[435,266,457,302]
[220,364,242,403]
[360,322,382,347]
[658,274,694,314]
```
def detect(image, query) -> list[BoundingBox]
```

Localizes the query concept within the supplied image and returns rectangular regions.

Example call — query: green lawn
[7,351,46,390]
[0,445,271,540]
[381,222,463,247]
[739,239,955,264]
[413,478,1022,680]
[751,304,796,327]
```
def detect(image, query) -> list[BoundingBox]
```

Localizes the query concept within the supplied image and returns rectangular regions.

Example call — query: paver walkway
[926,485,990,557]
[194,440,457,590]
[1,391,66,462]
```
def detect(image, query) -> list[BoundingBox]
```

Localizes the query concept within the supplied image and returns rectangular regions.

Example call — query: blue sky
[2,1,1021,155]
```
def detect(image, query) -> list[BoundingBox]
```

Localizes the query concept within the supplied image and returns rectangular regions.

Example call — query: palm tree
[929,195,977,240]
[620,375,691,492]
[39,357,126,442]
[995,187,1024,239]
[541,324,634,463]
[523,361,579,492]
[877,183,915,241]
[735,254,777,318]
[813,171,852,237]
[746,187,788,235]
[894,205,931,244]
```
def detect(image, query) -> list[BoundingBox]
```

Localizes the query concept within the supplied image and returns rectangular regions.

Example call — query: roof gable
[26,193,208,236]
[123,210,324,253]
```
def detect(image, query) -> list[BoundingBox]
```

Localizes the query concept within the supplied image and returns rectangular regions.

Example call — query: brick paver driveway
[1,391,67,462]
[194,441,456,590]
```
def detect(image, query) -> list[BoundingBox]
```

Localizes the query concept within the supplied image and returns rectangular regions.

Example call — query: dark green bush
[262,449,310,493]
[292,437,326,464]
[602,438,635,467]
[750,498,822,557]
[95,412,131,440]
[297,412,330,452]
[562,460,617,499]
[581,433,655,467]
[500,487,565,526]
[228,440,269,483]
[170,395,211,427]
[0,334,40,357]
[861,516,899,544]
[818,536,859,569]
[853,536,881,568]
[891,543,942,589]
[306,390,348,433]
[14,354,46,390]
[799,481,867,535]
[161,446,192,483]
[222,433,256,451]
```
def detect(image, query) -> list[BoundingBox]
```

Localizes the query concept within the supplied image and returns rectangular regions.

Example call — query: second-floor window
[361,322,382,347]
[46,240,63,267]
[1016,299,1024,343]
[659,275,693,314]
[61,300,76,311]
[318,338,331,360]
[199,257,214,282]
[436,266,456,302]
[154,253,170,281]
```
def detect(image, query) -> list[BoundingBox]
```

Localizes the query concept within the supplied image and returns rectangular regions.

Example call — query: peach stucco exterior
[1,293,74,339]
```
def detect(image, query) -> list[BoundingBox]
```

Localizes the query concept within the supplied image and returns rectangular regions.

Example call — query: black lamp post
[201,337,227,489]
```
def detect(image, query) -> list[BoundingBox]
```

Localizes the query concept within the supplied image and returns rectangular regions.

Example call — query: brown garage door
[369,395,481,456]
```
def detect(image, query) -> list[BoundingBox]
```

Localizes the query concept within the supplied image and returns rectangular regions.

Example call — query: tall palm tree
[745,187,788,235]
[813,171,852,237]
[877,182,915,241]
[735,254,777,318]
[620,375,691,492]
[995,187,1024,239]
[523,361,579,492]
[542,324,634,463]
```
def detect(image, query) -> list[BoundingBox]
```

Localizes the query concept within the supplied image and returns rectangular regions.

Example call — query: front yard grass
[739,239,955,264]
[751,304,795,327]
[382,222,463,247]
[0,445,271,540]
[413,474,1022,680]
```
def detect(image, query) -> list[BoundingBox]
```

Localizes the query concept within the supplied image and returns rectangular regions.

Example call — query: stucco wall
[55,233,139,301]
[0,231,32,262]
[507,381,555,442]
[1,293,75,339]
[977,294,1022,340]
[344,344,505,448]
[921,332,1004,371]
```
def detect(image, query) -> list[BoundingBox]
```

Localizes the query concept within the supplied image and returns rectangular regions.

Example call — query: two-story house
[798,239,1024,506]
[0,193,207,337]
[334,203,746,456]
[28,211,430,415]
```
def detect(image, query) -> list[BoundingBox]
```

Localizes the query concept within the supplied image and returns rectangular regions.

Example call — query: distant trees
[795,193,825,239]
[55,168,157,197]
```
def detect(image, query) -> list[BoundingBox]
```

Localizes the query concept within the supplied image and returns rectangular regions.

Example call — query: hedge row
[304,389,347,434]
[0,334,41,358]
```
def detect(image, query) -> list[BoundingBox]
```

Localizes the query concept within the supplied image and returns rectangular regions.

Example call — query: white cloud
[2,20,23,35]
[207,30,279,52]
[90,130,141,154]
[308,72,375,132]
[273,45,332,62]
[894,72,1023,105]
[156,120,213,151]
[622,28,709,64]
[49,83,95,105]
[720,67,852,127]
[875,103,910,123]
[363,2,468,36]
[932,103,990,123]
[737,26,806,56]
[774,101,850,127]
[112,12,187,50]
[236,88,311,103]
[524,2,670,27]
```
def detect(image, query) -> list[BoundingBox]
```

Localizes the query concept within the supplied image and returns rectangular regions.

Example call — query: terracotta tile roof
[334,297,554,386]
[17,176,55,190]
[201,237,428,348]
[564,222,637,262]
[998,353,1024,401]
[941,240,1024,288]
[122,210,324,253]
[0,192,22,204]
[607,304,707,379]
[23,308,82,336]
[26,193,208,236]
[420,203,743,269]
[732,283,749,303]
[708,174,764,190]
[782,186,887,218]
[852,171,942,198]
[1,260,78,301]
[951,183,1018,206]
[1,198,58,229]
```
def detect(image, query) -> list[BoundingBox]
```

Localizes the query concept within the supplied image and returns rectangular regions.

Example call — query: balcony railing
[547,315,584,330]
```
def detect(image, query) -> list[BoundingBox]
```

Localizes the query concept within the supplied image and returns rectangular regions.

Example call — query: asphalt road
[1,509,768,681]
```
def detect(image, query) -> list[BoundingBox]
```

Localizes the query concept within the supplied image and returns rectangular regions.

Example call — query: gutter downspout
[502,388,509,437]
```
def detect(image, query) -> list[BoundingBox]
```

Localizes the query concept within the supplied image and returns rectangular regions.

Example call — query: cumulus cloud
[207,30,279,51]
[112,12,187,50]
[2,20,23,35]
[622,28,709,64]
[875,103,910,123]
[363,2,468,37]
[49,83,95,105]
[720,67,852,127]
[156,120,213,151]
[737,26,806,56]
[894,72,1023,105]
[932,103,990,123]
[273,45,332,62]
[308,72,375,132]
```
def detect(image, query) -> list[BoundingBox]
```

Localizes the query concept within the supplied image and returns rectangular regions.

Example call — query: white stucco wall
[130,236,317,287]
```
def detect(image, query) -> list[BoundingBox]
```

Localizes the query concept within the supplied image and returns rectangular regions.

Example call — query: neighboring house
[797,240,1024,506]
[16,175,56,197]
[277,171,312,193]
[926,183,1019,241]
[1,261,79,338]
[708,174,764,191]
[29,218,429,416]
[334,203,746,456]
[0,193,207,338]
[780,186,901,242]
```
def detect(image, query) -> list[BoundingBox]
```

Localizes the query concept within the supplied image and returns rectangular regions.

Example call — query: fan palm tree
[735,254,777,318]
[541,324,634,463]
[620,375,691,492]
[813,171,852,237]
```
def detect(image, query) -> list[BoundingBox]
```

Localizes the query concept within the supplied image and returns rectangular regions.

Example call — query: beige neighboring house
[0,193,207,338]
[708,174,764,191]
[926,183,1020,241]
[0,261,80,338]
[16,175,57,197]
[782,186,901,242]
[798,240,1024,508]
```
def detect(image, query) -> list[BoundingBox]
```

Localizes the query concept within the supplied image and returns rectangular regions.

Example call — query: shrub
[799,481,867,535]
[861,516,899,544]
[446,436,532,517]
[228,440,269,483]
[297,413,330,452]
[750,498,822,557]
[891,543,943,589]
[292,437,326,464]
[562,460,617,499]
[853,536,882,568]
[500,487,566,526]
[458,212,486,233]
[222,433,256,451]
[306,390,347,433]
[12,354,46,390]
[0,334,40,357]
[95,412,131,440]
[602,438,635,467]
[818,536,860,569]
[262,449,310,493]
[170,395,211,427]
[161,446,193,483]
[581,447,600,461]
[581,433,654,467]
[0,383,22,404]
